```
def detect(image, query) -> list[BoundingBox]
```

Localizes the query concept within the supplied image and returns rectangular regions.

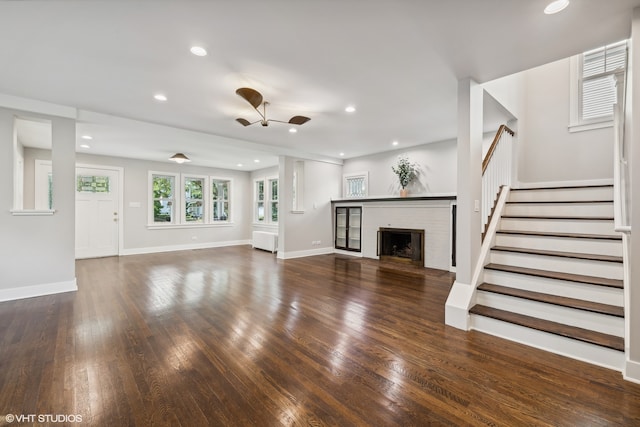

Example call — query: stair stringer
[445,186,510,330]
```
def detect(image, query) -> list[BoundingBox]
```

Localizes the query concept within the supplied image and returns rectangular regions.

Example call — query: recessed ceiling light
[392,140,399,146]
[345,105,356,113]
[80,144,90,149]
[154,94,168,102]
[237,163,243,167]
[339,152,345,157]
[254,159,260,163]
[544,0,569,14]
[289,128,297,133]
[81,135,93,140]
[190,46,207,56]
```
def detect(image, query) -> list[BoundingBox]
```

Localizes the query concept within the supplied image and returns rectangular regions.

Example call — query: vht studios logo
[4,413,83,423]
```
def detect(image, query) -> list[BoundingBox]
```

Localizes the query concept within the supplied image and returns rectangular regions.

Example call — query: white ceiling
[2,0,638,171]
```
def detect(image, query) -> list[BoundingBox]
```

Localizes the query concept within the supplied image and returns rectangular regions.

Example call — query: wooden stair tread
[491,246,623,263]
[485,263,624,289]
[506,200,613,204]
[497,230,622,241]
[469,305,624,351]
[501,215,614,221]
[477,283,624,317]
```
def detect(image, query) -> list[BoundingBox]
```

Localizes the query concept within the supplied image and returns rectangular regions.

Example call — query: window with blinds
[580,40,627,122]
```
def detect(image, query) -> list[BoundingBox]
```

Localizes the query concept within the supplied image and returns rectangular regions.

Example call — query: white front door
[75,167,120,259]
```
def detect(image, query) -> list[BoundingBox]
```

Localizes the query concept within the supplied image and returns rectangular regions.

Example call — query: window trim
[182,174,208,224]
[210,176,232,223]
[148,171,234,228]
[343,171,369,198]
[253,176,278,225]
[149,171,180,225]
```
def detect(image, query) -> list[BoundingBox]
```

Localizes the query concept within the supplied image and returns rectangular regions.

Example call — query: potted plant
[392,156,417,197]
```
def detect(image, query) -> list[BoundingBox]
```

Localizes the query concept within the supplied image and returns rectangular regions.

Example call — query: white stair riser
[475,292,624,337]
[483,269,623,306]
[470,315,624,371]
[489,251,623,280]
[509,187,613,203]
[504,203,613,217]
[499,218,616,236]
[494,234,623,257]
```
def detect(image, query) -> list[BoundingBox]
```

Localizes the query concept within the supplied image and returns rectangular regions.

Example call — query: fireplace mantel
[331,194,456,204]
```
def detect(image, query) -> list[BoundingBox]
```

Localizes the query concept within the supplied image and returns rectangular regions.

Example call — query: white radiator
[252,231,278,253]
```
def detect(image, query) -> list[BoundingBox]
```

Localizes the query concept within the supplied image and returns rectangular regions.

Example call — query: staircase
[469,185,626,370]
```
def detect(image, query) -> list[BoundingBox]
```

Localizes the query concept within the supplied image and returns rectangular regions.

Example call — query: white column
[445,78,484,329]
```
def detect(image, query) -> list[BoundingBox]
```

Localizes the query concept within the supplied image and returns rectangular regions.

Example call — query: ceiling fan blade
[288,116,311,125]
[236,118,252,126]
[236,87,263,109]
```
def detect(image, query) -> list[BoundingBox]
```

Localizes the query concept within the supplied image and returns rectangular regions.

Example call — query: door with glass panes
[335,206,361,251]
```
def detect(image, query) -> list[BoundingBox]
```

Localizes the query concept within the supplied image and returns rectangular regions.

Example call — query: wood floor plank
[0,246,638,426]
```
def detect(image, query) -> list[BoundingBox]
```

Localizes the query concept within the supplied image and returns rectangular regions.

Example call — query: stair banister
[482,124,515,231]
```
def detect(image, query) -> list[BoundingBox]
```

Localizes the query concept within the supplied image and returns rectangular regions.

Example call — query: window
[151,173,177,223]
[343,172,368,198]
[255,180,265,222]
[570,40,627,131]
[149,172,231,227]
[254,177,278,224]
[269,178,278,222]
[211,178,230,222]
[184,176,205,223]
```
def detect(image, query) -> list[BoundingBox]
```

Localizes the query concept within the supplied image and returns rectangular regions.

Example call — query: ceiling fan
[235,87,311,127]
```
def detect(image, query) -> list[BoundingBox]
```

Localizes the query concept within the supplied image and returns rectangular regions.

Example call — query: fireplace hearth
[377,227,425,266]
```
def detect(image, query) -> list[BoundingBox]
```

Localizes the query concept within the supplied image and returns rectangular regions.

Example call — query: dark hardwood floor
[1,246,639,426]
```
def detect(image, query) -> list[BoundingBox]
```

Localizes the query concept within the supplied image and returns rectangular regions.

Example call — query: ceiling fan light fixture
[544,0,569,14]
[169,152,191,164]
[235,87,311,128]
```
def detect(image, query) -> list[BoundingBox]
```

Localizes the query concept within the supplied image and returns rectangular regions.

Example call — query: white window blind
[581,40,627,121]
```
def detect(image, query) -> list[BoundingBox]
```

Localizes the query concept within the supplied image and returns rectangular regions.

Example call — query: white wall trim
[334,248,363,258]
[121,239,250,256]
[624,360,640,384]
[277,246,334,260]
[0,279,77,302]
[516,178,614,189]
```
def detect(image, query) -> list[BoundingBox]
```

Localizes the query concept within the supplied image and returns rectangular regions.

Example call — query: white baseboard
[624,359,640,384]
[515,178,614,189]
[120,240,251,256]
[0,279,78,302]
[277,246,334,260]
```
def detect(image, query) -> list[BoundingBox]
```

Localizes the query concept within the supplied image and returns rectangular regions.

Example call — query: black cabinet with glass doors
[335,206,361,252]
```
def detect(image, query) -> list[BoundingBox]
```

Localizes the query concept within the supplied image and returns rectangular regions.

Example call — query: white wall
[519,57,614,184]
[75,153,252,253]
[278,157,342,258]
[341,139,457,197]
[0,108,76,299]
